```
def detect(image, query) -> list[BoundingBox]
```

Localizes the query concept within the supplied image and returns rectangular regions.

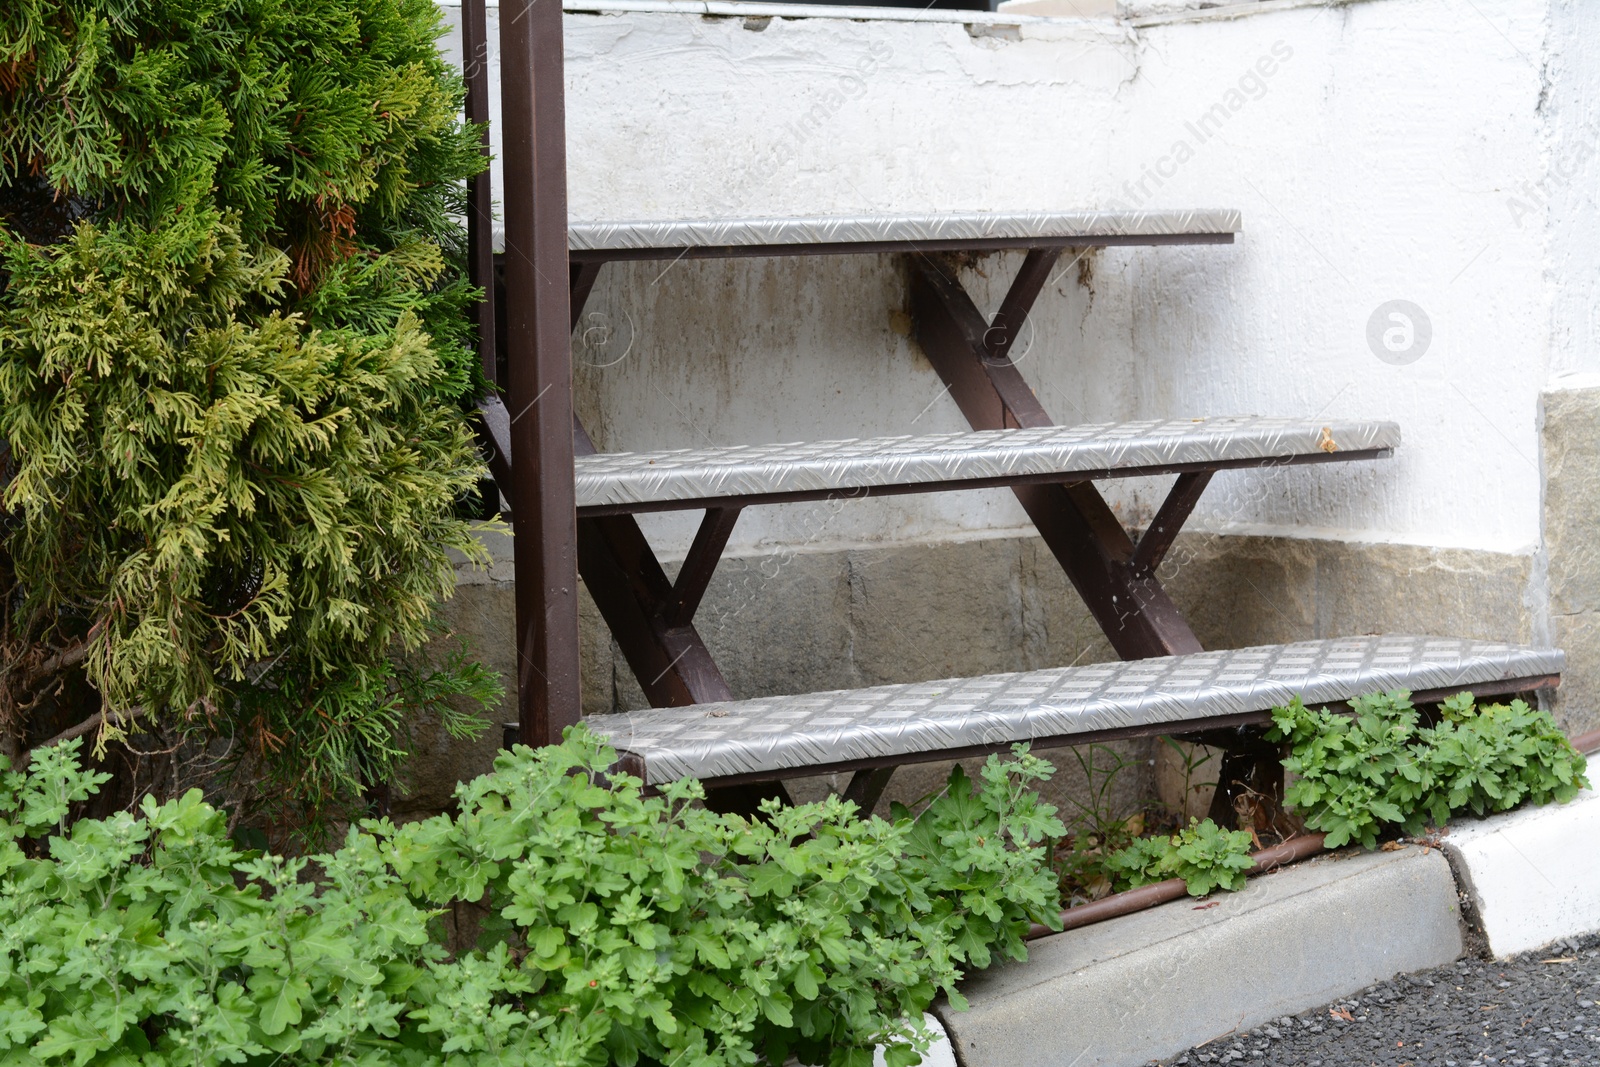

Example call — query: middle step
[574,416,1400,515]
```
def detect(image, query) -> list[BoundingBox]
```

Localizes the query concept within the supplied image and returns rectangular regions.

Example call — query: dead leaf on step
[1318,426,1338,453]
[1330,1008,1355,1022]
[1380,841,1408,852]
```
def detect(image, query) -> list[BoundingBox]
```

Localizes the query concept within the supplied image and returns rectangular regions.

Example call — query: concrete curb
[1442,787,1600,958]
[936,847,1465,1067]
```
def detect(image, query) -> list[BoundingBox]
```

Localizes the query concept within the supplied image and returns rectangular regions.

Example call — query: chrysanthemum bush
[0,0,496,829]
[0,729,1065,1067]
[1269,690,1589,849]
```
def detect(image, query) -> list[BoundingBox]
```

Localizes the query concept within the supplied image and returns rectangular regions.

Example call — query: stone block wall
[1543,383,1600,738]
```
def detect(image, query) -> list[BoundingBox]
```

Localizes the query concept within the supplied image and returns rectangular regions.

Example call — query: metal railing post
[461,0,497,388]
[499,0,581,745]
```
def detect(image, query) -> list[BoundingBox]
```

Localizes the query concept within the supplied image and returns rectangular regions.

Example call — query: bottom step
[581,636,1563,787]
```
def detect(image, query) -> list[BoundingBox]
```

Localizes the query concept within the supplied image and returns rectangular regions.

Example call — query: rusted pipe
[1247,830,1332,873]
[1026,833,1330,941]
[1571,728,1600,756]
[1031,877,1189,939]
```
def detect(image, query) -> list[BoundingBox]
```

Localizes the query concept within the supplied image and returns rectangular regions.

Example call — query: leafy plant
[0,0,494,829]
[1053,742,1143,845]
[0,731,1066,1067]
[1103,817,1255,897]
[889,751,1068,973]
[1270,690,1589,849]
[1042,742,1151,905]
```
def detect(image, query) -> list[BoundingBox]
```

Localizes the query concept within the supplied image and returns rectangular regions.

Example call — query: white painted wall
[438,0,1580,560]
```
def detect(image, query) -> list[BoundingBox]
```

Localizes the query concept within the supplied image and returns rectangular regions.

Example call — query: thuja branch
[30,704,150,757]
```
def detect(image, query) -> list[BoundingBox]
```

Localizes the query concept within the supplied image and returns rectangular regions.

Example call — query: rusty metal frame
[909,251,1204,660]
[467,0,1540,838]
[498,0,581,746]
[471,0,1323,769]
[519,241,1340,746]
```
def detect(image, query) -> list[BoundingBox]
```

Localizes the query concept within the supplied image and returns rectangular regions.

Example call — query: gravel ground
[1155,933,1600,1067]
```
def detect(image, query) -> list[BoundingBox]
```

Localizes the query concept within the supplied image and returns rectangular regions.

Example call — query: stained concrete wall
[438,0,1559,557]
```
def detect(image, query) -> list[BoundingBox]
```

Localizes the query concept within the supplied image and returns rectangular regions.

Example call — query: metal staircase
[462,0,1563,816]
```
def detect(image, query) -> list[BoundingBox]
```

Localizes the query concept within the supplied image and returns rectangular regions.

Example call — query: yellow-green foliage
[0,0,495,828]
[0,220,483,719]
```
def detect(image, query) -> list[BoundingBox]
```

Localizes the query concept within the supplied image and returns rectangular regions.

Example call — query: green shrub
[1270,690,1590,849]
[0,730,1065,1067]
[0,0,493,829]
[0,0,485,375]
[1103,817,1255,897]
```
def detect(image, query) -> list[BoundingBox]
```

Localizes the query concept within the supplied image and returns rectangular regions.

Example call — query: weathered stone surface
[395,582,514,814]
[845,538,1030,686]
[1550,611,1600,736]
[1312,541,1533,644]
[396,560,615,814]
[1016,536,1118,670]
[1161,532,1318,648]
[683,548,858,700]
[1542,385,1600,732]
[1543,385,1600,618]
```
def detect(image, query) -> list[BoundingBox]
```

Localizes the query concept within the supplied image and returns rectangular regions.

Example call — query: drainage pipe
[1025,832,1330,940]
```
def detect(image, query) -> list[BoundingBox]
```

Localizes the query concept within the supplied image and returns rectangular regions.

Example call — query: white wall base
[1444,788,1600,959]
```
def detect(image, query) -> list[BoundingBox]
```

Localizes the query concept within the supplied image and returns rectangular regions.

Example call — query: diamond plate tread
[585,636,1564,784]
[574,417,1400,511]
[566,209,1241,252]
[490,209,1242,254]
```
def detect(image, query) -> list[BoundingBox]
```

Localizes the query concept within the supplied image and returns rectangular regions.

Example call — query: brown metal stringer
[1131,471,1214,578]
[908,252,1204,660]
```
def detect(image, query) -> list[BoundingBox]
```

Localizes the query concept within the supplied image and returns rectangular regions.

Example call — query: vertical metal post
[500,0,580,745]
[461,0,496,387]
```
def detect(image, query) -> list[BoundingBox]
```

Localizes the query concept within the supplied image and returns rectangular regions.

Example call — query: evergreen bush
[0,0,495,830]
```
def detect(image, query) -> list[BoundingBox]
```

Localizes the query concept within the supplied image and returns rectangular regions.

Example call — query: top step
[574,416,1399,514]
[585,635,1564,786]
[493,209,1242,260]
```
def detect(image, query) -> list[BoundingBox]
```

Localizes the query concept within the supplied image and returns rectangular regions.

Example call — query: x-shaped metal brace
[487,250,1232,814]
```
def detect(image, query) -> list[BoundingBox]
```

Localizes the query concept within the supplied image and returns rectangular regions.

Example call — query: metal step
[584,635,1564,786]
[491,208,1243,260]
[572,417,1400,515]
